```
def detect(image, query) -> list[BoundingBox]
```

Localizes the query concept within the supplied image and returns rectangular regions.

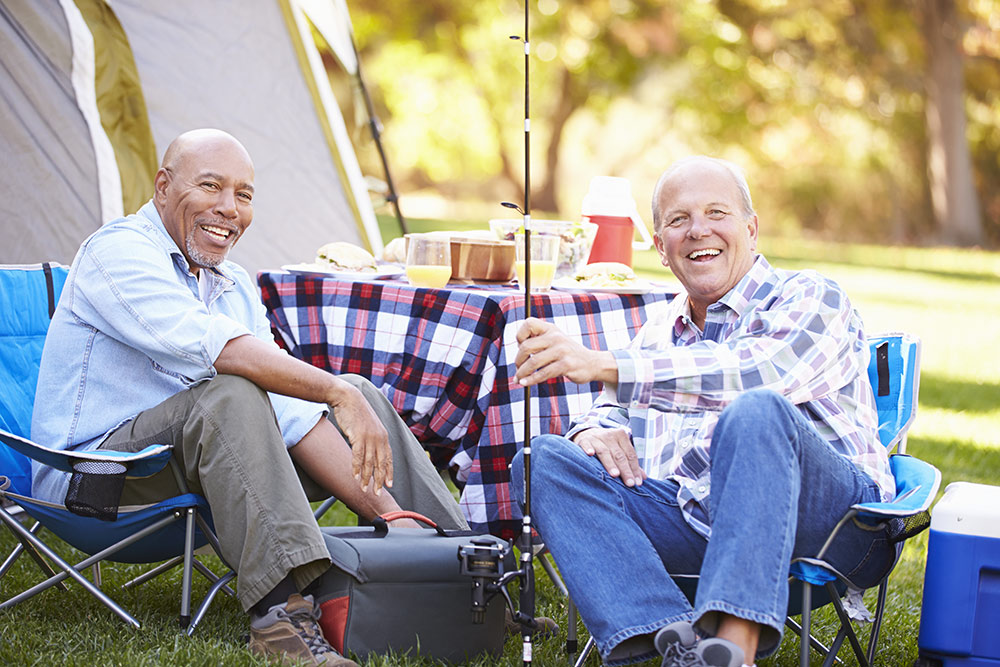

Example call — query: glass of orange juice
[405,234,452,288]
[513,233,560,292]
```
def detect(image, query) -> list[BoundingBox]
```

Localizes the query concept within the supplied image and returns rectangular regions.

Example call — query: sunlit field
[2,222,997,666]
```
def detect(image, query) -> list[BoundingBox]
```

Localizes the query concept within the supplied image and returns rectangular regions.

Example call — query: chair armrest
[0,428,172,478]
[852,454,941,519]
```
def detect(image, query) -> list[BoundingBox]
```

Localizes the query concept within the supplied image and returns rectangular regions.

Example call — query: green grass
[3,228,999,666]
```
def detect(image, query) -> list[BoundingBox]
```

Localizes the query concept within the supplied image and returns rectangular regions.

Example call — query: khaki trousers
[101,373,467,610]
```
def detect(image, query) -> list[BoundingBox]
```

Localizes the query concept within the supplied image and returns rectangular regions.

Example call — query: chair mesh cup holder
[65,458,127,521]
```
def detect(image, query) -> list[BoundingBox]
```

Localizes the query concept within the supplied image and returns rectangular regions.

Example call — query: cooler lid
[930,481,1000,538]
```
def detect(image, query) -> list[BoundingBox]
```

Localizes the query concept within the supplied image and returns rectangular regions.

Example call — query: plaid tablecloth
[259,271,675,538]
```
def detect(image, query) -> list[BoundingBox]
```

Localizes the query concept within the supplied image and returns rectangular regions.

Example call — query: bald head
[161,128,254,174]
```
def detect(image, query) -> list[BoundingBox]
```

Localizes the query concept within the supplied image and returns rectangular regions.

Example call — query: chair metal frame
[565,333,940,667]
[0,263,235,634]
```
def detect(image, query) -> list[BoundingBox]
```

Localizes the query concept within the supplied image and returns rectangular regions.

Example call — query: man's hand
[328,383,393,495]
[515,318,617,386]
[572,428,646,487]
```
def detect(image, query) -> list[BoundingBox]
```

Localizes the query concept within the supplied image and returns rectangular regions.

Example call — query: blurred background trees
[331,0,999,248]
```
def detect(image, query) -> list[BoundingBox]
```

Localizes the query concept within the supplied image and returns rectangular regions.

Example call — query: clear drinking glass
[513,233,561,292]
[405,234,452,288]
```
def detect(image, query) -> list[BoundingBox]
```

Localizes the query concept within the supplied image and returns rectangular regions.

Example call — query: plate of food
[553,262,653,295]
[282,242,404,279]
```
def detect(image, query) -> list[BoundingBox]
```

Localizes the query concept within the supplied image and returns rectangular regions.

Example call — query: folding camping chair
[568,332,940,667]
[0,263,235,634]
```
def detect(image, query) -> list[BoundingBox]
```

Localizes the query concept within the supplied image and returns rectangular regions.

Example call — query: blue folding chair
[0,263,235,633]
[788,332,940,667]
[568,333,940,667]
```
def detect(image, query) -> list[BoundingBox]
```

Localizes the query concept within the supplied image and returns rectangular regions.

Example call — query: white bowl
[489,219,598,279]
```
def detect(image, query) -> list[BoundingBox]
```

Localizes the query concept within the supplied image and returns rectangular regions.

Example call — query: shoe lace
[278,603,337,657]
[662,641,704,667]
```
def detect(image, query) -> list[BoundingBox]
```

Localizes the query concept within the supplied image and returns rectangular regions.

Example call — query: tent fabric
[74,0,157,216]
[301,0,358,75]
[0,0,381,277]
[0,1,105,261]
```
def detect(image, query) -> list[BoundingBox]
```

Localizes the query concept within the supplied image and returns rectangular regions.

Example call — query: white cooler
[918,482,1000,666]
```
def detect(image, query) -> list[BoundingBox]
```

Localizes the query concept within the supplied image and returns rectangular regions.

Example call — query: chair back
[866,333,920,454]
[0,263,68,495]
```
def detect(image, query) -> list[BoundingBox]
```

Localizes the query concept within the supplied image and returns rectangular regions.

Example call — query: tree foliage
[343,0,999,247]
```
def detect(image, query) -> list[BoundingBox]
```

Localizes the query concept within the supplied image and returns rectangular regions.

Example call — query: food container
[449,236,515,282]
[489,219,598,279]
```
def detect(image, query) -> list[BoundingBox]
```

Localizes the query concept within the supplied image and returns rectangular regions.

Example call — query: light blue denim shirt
[31,201,326,502]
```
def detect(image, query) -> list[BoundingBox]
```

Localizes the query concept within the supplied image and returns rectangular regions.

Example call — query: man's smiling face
[154,131,255,273]
[652,159,758,325]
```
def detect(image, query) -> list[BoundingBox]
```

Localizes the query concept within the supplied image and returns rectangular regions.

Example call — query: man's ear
[653,230,670,268]
[747,214,759,252]
[153,168,170,204]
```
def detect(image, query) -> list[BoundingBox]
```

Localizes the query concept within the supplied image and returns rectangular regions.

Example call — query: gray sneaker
[655,621,745,667]
[655,620,698,665]
[249,593,357,666]
[693,638,745,667]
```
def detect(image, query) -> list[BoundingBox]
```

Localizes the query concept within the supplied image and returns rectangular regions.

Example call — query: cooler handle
[630,211,654,251]
[371,510,448,537]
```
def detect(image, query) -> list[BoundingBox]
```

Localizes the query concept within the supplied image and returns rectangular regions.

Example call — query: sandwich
[381,237,406,264]
[570,261,638,288]
[315,241,378,273]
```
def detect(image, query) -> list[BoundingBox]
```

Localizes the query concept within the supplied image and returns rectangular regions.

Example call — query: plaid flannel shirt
[566,255,893,539]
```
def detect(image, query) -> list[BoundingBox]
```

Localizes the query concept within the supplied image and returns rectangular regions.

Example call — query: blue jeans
[511,390,894,665]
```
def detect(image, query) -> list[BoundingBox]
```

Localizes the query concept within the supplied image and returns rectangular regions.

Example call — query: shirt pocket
[149,358,197,385]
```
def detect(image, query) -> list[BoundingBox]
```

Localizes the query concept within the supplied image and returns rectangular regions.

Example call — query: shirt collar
[136,200,239,286]
[669,254,774,336]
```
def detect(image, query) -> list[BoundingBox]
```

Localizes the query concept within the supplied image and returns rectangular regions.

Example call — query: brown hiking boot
[249,593,357,666]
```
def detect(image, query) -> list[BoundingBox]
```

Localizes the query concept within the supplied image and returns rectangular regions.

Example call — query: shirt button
[698,485,706,493]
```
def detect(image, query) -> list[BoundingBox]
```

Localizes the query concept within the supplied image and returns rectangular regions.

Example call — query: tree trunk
[533,68,580,214]
[923,0,984,246]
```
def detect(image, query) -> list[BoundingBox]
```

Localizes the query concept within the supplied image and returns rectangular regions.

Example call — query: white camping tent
[0,0,384,277]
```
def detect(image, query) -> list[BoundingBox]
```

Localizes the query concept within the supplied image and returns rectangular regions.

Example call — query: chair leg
[186,569,237,637]
[313,497,338,520]
[821,628,849,667]
[573,635,596,667]
[0,520,69,591]
[538,551,568,596]
[825,581,870,667]
[179,508,196,628]
[192,559,236,598]
[0,506,140,628]
[785,617,844,665]
[123,556,184,589]
[866,580,889,665]
[800,582,812,667]
[566,598,578,655]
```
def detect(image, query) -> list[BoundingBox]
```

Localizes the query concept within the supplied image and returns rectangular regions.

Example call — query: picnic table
[258,270,675,539]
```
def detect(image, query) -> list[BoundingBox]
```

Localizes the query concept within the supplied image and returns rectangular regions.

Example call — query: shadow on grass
[907,434,1000,489]
[919,373,1000,414]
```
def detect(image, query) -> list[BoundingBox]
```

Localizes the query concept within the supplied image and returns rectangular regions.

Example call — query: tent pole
[349,34,408,236]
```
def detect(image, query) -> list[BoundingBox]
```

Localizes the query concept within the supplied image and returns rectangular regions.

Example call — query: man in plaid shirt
[511,156,896,667]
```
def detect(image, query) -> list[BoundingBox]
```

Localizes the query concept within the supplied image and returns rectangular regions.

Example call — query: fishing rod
[502,2,537,665]
[460,5,539,664]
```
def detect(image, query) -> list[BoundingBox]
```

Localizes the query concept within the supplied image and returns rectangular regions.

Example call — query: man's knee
[712,389,796,458]
[202,373,269,402]
[337,373,379,399]
[511,434,586,504]
[198,374,276,427]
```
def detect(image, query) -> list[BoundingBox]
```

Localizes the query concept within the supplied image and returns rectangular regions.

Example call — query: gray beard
[186,227,230,269]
